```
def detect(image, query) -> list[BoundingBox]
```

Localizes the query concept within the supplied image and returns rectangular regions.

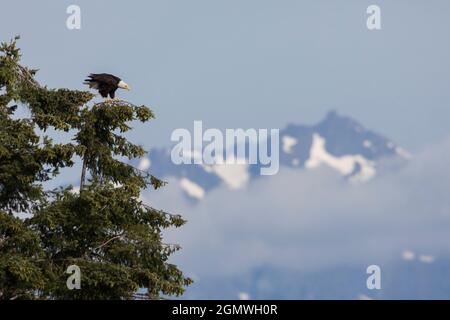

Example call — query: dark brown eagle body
[84,73,130,99]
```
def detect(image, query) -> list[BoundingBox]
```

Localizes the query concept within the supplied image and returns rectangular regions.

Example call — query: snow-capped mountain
[136,111,409,200]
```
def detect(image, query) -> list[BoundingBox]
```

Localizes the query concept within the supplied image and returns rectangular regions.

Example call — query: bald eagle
[84,73,130,99]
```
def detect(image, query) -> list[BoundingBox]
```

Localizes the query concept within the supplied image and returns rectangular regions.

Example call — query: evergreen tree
[0,37,191,299]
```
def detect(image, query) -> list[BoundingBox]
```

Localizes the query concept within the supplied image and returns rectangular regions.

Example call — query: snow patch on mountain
[401,250,435,264]
[419,255,435,264]
[396,147,412,159]
[209,163,249,190]
[402,250,416,261]
[238,292,251,300]
[305,133,376,182]
[179,178,205,199]
[363,140,372,148]
[282,135,298,154]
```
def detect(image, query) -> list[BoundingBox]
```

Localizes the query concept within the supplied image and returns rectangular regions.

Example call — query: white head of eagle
[84,73,130,99]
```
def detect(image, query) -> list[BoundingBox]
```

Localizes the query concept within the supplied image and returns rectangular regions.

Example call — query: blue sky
[1,0,450,152]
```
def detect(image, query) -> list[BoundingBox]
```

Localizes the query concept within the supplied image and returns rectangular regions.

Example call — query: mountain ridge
[136,111,409,199]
